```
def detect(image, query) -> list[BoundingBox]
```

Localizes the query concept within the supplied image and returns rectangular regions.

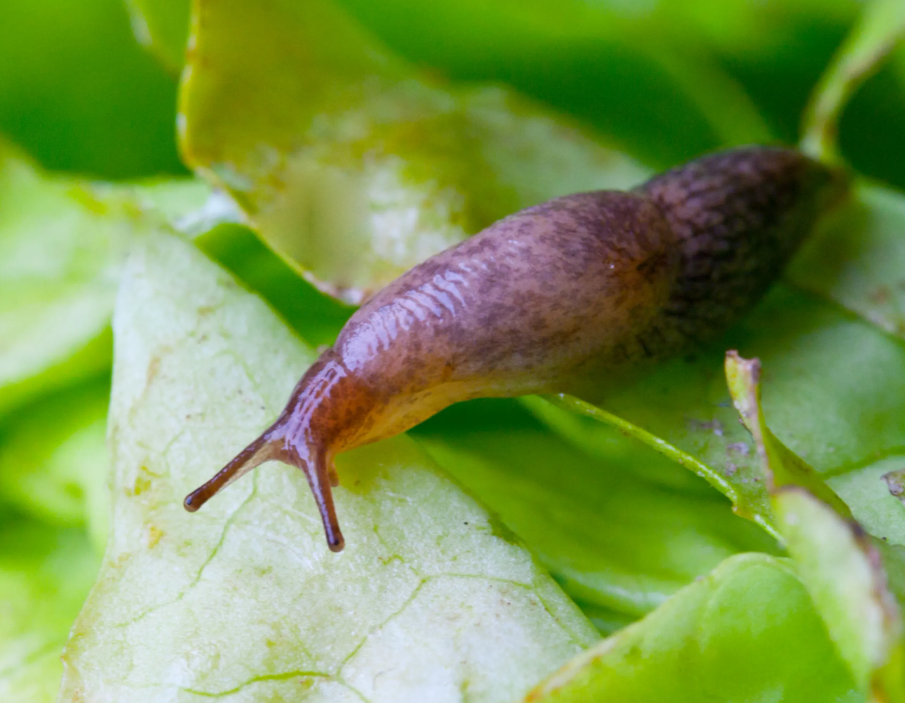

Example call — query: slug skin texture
[185,146,847,551]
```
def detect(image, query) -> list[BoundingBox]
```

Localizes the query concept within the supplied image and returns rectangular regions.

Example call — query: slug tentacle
[183,433,276,512]
[185,145,846,552]
[185,354,359,551]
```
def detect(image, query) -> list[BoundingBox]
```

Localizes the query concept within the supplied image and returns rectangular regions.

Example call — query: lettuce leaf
[58,231,597,702]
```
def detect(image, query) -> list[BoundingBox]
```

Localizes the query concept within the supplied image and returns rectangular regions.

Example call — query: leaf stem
[801,0,905,164]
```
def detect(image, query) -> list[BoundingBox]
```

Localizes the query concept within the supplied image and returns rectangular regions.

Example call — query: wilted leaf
[58,231,598,702]
[179,0,648,303]
[0,520,100,703]
[524,554,858,703]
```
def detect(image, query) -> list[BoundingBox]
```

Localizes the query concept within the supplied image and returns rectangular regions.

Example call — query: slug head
[184,413,345,552]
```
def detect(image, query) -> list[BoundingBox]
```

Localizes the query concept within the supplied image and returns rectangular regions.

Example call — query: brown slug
[185,146,846,551]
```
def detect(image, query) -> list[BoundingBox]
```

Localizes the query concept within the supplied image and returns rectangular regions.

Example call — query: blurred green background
[2,0,904,184]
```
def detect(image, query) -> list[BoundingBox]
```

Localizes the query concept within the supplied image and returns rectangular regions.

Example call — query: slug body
[185,146,845,551]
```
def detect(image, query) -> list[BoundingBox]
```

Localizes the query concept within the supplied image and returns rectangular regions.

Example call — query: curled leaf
[774,488,905,702]
[884,469,905,502]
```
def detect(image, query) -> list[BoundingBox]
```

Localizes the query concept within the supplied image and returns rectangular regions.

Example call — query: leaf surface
[726,351,904,701]
[0,147,130,417]
[58,231,597,702]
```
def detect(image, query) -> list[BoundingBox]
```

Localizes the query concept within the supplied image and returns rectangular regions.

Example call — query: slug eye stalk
[184,416,344,552]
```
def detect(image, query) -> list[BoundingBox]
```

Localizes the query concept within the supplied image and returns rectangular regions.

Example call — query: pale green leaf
[0,144,214,419]
[0,146,130,417]
[58,231,597,702]
[774,488,904,702]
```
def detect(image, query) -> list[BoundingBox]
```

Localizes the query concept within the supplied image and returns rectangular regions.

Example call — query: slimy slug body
[185,146,846,550]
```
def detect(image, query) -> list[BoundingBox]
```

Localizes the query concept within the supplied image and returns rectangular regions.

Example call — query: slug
[185,146,846,551]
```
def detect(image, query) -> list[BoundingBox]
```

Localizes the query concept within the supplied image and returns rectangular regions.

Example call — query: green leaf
[0,0,184,178]
[0,520,100,703]
[0,140,216,420]
[0,381,110,552]
[334,0,773,166]
[774,489,905,702]
[790,183,905,339]
[526,181,905,545]
[194,223,354,348]
[524,554,859,703]
[59,231,597,702]
[179,0,648,303]
[416,424,777,618]
[724,351,851,517]
[0,145,132,417]
[725,351,904,701]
